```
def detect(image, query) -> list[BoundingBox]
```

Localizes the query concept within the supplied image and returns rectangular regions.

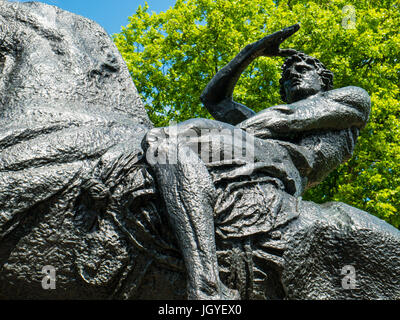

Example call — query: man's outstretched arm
[239,86,371,138]
[200,24,300,125]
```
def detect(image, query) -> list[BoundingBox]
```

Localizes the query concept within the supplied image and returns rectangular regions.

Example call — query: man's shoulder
[322,86,371,115]
[322,86,370,105]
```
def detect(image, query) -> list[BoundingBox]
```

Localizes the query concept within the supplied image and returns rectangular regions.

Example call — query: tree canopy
[113,0,400,228]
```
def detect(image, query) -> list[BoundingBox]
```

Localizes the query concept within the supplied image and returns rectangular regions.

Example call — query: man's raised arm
[200,24,300,125]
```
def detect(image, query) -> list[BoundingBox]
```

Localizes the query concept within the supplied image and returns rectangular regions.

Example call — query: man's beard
[287,85,321,103]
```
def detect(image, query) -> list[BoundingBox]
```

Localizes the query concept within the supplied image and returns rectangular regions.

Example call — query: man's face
[282,60,323,103]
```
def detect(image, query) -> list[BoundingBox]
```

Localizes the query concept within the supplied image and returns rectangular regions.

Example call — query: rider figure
[143,24,370,299]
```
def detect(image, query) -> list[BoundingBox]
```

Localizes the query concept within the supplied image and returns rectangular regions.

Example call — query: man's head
[279,52,333,104]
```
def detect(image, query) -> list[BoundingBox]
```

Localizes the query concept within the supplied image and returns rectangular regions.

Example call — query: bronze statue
[142,24,385,299]
[0,1,398,300]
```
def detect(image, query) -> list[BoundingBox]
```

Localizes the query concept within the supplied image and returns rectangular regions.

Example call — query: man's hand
[254,23,300,57]
[238,106,293,139]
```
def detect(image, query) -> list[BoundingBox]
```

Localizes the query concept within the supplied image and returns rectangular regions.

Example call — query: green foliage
[113,0,400,228]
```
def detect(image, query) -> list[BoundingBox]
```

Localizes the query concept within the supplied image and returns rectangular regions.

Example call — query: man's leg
[143,128,238,299]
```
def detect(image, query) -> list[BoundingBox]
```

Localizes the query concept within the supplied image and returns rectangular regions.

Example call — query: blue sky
[14,0,177,35]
